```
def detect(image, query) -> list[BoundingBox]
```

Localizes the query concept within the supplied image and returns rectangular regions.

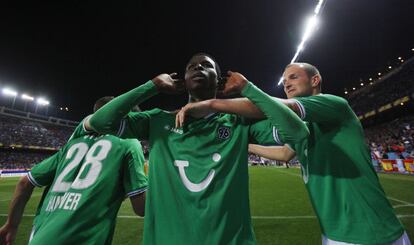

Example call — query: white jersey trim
[126,187,147,198]
[272,126,283,145]
[27,172,43,187]
[291,99,306,120]
[82,115,94,133]
[117,119,127,137]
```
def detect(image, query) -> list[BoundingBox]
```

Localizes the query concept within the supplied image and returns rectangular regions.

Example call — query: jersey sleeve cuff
[82,115,94,133]
[116,119,127,137]
[27,172,43,187]
[126,186,147,198]
[240,81,254,97]
[291,99,306,120]
[272,126,283,145]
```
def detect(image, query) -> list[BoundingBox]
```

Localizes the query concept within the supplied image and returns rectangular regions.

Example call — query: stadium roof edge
[0,106,78,128]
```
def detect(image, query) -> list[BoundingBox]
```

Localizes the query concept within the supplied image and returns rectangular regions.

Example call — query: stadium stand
[0,114,73,148]
[365,116,414,160]
[0,152,51,170]
[0,108,78,171]
[348,56,414,119]
[345,56,414,173]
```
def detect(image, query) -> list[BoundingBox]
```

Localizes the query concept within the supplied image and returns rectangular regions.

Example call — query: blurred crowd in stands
[0,114,72,148]
[0,152,50,170]
[365,116,414,160]
[349,58,414,116]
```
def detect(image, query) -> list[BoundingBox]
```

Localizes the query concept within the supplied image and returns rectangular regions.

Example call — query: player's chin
[288,90,305,98]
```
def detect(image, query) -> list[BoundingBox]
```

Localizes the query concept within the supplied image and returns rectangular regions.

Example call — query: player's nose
[194,63,204,71]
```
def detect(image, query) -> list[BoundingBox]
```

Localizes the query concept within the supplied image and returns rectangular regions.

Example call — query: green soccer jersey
[285,94,404,244]
[118,110,276,245]
[87,80,308,244]
[27,134,148,245]
[30,117,94,238]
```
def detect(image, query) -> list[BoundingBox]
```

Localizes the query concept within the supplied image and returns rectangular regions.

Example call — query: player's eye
[202,62,214,68]
[187,64,195,70]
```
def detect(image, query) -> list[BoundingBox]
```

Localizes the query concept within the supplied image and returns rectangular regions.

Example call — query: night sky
[0,1,413,120]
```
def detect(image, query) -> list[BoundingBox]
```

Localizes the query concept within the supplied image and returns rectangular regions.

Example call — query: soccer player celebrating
[0,97,148,245]
[177,63,411,245]
[83,53,308,244]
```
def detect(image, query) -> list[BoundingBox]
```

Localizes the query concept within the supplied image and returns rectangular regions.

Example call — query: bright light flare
[278,0,325,85]
[22,94,34,101]
[37,98,50,106]
[2,88,18,97]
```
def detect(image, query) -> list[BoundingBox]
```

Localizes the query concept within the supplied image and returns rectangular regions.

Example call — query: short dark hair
[187,52,221,78]
[93,96,114,112]
[286,62,322,83]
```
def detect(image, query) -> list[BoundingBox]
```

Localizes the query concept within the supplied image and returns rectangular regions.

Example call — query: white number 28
[51,140,112,192]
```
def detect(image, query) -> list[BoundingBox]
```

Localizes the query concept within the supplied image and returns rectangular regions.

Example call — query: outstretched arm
[249,144,296,162]
[0,176,35,245]
[176,71,309,144]
[85,74,185,133]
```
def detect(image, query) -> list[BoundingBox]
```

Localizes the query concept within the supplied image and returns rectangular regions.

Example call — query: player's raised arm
[85,73,185,134]
[0,176,35,245]
[177,71,309,144]
[248,144,296,162]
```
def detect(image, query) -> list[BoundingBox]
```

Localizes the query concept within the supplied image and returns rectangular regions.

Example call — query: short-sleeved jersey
[27,134,148,245]
[31,117,93,235]
[118,109,277,245]
[283,94,404,244]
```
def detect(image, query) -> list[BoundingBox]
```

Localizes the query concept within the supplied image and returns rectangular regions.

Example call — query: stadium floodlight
[377,72,381,76]
[360,83,364,86]
[352,87,356,90]
[398,57,402,60]
[37,97,50,106]
[278,0,325,85]
[388,66,392,69]
[2,88,18,97]
[369,78,373,81]
[21,94,34,101]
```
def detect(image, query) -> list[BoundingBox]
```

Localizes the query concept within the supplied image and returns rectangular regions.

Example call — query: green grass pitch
[1,167,413,244]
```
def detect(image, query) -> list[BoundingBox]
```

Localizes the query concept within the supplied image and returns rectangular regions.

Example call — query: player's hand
[0,223,17,245]
[175,100,214,128]
[152,73,186,94]
[218,71,248,96]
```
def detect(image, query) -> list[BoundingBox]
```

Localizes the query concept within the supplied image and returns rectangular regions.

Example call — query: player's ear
[216,76,226,98]
[311,75,321,89]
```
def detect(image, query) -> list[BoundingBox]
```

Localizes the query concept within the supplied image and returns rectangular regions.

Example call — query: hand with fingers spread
[152,73,186,94]
[218,71,249,96]
[175,100,214,128]
[0,223,17,245]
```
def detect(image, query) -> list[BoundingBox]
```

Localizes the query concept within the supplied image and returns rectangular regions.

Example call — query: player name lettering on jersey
[45,192,82,212]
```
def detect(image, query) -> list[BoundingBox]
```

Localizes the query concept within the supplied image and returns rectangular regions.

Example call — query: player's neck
[188,94,216,103]
[311,88,321,96]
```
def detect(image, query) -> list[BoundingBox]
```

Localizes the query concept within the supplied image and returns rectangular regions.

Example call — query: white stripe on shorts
[322,231,411,245]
